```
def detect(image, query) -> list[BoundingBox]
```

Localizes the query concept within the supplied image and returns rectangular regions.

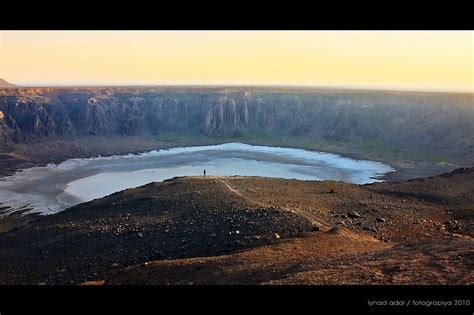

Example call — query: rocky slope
[0,86,473,170]
[0,168,472,285]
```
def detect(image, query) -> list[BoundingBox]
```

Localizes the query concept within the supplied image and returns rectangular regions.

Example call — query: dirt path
[220,178,334,231]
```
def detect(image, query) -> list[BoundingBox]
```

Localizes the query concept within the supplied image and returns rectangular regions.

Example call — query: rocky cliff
[0,86,473,165]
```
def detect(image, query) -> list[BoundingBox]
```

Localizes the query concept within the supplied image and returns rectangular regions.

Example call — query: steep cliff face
[204,96,251,135]
[0,87,473,164]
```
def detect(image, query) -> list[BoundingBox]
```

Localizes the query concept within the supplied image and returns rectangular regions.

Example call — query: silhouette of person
[203,169,206,177]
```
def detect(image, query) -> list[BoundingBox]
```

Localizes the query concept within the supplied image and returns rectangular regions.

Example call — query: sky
[0,31,472,92]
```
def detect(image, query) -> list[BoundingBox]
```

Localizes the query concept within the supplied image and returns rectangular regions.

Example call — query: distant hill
[0,79,17,88]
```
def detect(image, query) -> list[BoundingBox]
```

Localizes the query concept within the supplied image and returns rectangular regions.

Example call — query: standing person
[203,169,206,177]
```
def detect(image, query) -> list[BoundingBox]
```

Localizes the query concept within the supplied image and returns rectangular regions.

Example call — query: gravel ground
[0,168,472,285]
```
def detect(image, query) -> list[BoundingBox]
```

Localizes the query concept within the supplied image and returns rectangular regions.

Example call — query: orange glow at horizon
[0,31,472,92]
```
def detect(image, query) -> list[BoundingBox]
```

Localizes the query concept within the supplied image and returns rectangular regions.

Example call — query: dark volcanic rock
[0,177,313,285]
[0,168,472,285]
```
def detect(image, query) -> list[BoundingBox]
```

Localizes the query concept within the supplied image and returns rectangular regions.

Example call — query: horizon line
[3,82,473,94]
